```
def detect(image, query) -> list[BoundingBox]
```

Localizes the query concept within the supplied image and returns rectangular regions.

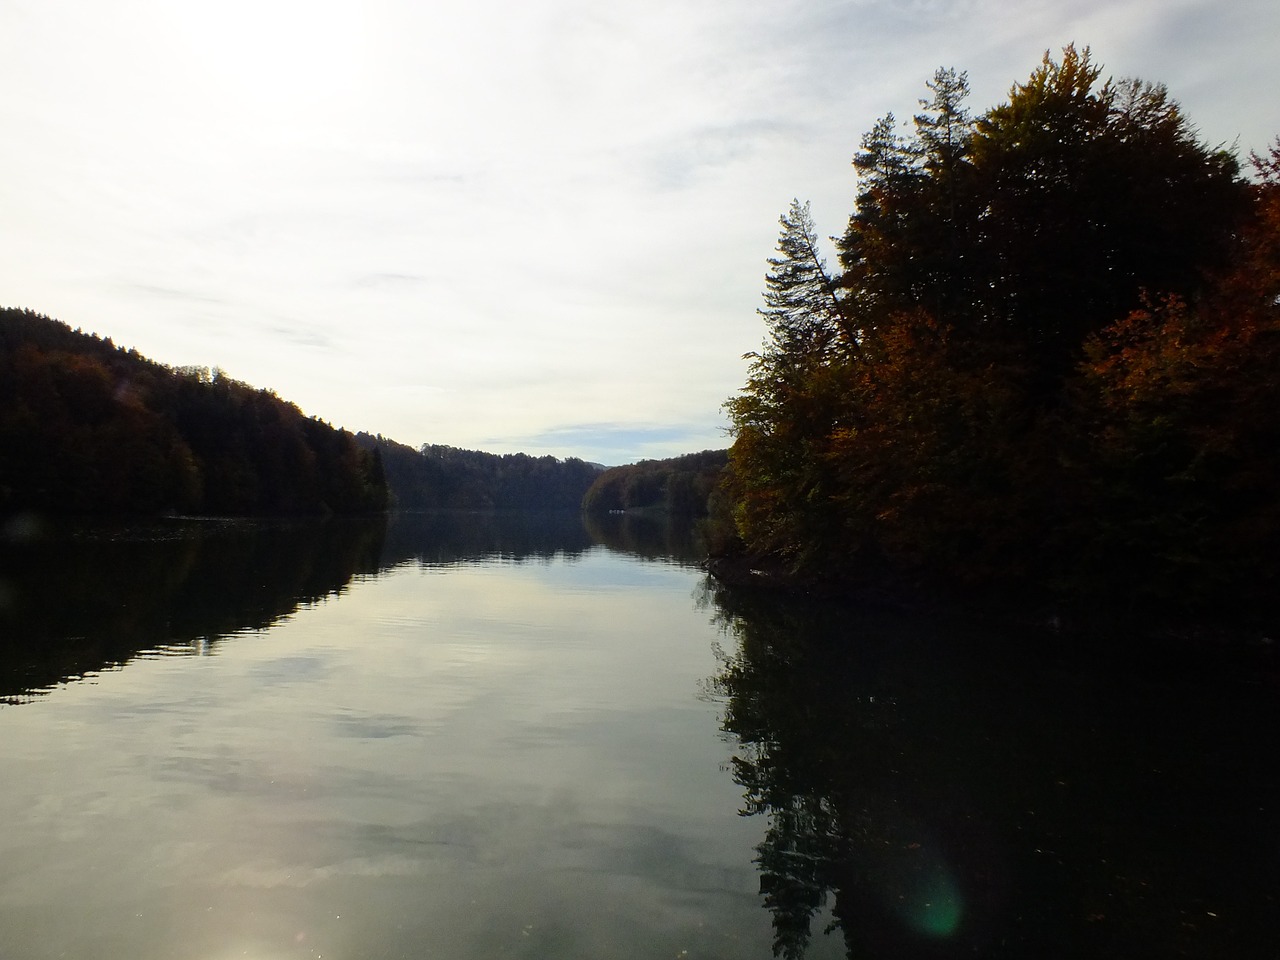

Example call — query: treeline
[356,433,600,511]
[581,449,728,515]
[0,309,388,516]
[723,46,1280,618]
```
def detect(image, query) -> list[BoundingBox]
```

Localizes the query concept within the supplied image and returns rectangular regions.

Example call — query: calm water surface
[0,512,1276,959]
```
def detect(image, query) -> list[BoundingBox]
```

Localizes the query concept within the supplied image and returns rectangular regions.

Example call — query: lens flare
[896,864,963,938]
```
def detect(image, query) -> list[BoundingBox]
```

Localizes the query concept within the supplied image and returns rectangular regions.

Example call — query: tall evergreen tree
[757,199,844,366]
[725,201,848,566]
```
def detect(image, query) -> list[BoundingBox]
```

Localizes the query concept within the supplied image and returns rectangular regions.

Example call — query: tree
[839,69,976,338]
[1069,140,1280,607]
[964,46,1243,379]
[757,199,845,364]
[0,310,390,517]
[723,48,1267,616]
[725,201,849,568]
[914,68,971,191]
[581,450,728,516]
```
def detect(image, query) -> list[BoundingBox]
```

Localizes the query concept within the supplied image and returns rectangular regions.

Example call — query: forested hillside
[0,309,388,516]
[356,433,600,511]
[724,46,1280,618]
[581,449,728,515]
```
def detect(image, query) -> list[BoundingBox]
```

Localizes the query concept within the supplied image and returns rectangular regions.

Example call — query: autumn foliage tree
[725,47,1275,617]
[1071,141,1280,608]
[0,310,389,517]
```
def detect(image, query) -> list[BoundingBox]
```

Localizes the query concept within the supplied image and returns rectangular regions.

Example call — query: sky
[3,0,1278,465]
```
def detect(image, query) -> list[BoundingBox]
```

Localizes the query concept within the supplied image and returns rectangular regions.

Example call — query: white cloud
[2,0,1276,462]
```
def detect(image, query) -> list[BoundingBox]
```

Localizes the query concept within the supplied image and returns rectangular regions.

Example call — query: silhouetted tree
[355,434,600,511]
[724,47,1270,617]
[0,310,389,517]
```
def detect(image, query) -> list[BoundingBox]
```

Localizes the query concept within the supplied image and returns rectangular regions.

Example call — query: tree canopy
[356,434,601,512]
[724,46,1279,619]
[1,309,388,516]
[581,449,728,516]
[0,309,600,520]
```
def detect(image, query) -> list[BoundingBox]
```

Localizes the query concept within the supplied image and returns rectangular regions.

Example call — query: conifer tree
[726,200,847,566]
[757,199,844,366]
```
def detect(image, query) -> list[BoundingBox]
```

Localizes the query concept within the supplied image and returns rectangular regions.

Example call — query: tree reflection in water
[701,576,1280,960]
[0,515,388,701]
[0,509,705,703]
[704,583,980,958]
[582,509,709,565]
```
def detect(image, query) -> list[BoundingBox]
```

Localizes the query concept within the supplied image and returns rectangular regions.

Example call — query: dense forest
[0,310,602,519]
[356,433,600,511]
[0,309,388,516]
[581,449,728,515]
[722,46,1280,620]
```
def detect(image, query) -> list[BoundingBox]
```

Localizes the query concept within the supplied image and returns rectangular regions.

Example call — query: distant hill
[0,308,387,517]
[355,433,601,511]
[582,449,728,515]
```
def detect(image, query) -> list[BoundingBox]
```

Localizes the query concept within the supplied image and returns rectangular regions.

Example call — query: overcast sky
[3,0,1277,464]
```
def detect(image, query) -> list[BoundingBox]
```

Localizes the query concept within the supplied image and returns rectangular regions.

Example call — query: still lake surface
[0,511,1276,959]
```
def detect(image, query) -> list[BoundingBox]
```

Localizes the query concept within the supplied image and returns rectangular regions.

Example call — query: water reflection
[583,511,708,564]
[703,578,1280,959]
[0,517,386,701]
[377,507,709,567]
[379,509,596,566]
[0,510,704,702]
[0,510,762,960]
[6,510,1272,958]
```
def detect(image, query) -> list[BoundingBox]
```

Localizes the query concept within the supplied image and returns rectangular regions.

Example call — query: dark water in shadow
[1,511,1276,958]
[706,580,1280,959]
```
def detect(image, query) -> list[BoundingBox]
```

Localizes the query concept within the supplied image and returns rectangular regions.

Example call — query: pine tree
[725,201,847,566]
[757,199,844,365]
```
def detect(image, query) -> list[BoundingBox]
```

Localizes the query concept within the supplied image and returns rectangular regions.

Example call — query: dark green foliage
[725,47,1278,619]
[355,433,601,511]
[0,309,388,517]
[580,449,729,516]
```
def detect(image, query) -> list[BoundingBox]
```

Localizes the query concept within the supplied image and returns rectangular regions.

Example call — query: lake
[1,512,1276,959]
